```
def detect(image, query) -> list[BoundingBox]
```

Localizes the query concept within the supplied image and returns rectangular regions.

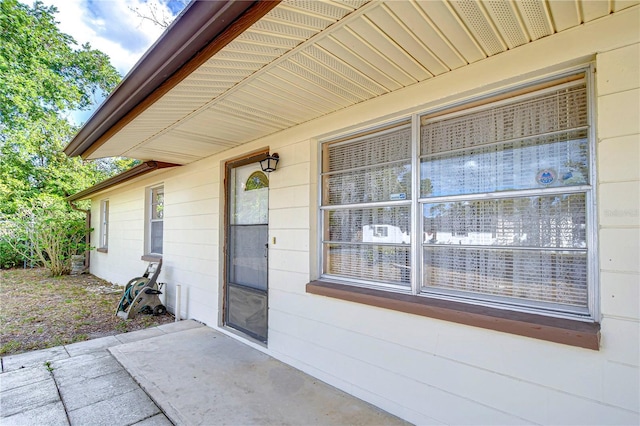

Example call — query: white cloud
[41,0,176,76]
[39,0,183,124]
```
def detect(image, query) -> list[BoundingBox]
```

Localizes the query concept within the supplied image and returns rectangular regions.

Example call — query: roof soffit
[85,0,640,164]
[64,0,279,159]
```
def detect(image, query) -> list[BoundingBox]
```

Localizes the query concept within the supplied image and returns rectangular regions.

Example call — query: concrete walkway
[1,320,407,425]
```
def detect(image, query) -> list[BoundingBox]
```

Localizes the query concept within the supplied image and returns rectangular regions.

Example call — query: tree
[0,0,137,271]
[0,1,120,127]
[0,0,135,214]
[129,0,188,29]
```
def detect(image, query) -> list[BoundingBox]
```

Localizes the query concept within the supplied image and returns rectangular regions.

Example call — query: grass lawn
[0,267,174,356]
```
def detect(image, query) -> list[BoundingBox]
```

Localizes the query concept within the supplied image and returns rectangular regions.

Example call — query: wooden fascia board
[66,161,180,201]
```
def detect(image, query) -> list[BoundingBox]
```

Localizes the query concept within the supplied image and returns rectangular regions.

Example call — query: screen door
[225,160,269,342]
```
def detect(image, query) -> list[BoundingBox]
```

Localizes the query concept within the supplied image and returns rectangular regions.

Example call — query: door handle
[264,243,268,258]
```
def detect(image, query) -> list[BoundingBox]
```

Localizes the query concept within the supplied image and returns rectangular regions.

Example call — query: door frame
[222,149,270,342]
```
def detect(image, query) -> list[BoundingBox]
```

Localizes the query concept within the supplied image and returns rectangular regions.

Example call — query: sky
[39,0,186,123]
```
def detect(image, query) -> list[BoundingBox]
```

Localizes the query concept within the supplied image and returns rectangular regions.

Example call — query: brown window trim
[306,280,600,350]
[141,254,162,262]
[96,247,108,253]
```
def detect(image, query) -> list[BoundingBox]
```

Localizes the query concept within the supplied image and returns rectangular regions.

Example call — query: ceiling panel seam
[307,44,388,94]
[319,35,401,91]
[342,25,418,84]
[223,40,289,56]
[515,1,553,40]
[408,0,468,67]
[357,15,433,79]
[204,110,283,133]
[200,60,264,70]
[477,0,510,51]
[482,0,529,48]
[324,0,360,12]
[236,32,301,49]
[187,121,256,139]
[214,100,297,128]
[294,50,379,98]
[252,17,319,36]
[169,130,239,146]
[246,27,312,42]
[259,73,341,110]
[274,62,357,105]
[231,87,318,122]
[128,148,199,161]
[259,14,333,31]
[581,0,611,22]
[379,2,450,73]
[279,1,352,21]
[542,1,556,35]
[450,0,506,55]
[443,0,489,58]
[215,51,280,63]
[506,0,534,43]
[246,80,327,116]
[194,67,255,77]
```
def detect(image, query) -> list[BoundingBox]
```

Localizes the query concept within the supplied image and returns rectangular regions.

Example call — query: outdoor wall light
[260,153,279,173]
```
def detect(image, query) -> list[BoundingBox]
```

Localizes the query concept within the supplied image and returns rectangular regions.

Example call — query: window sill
[96,248,108,253]
[141,254,162,262]
[306,280,600,350]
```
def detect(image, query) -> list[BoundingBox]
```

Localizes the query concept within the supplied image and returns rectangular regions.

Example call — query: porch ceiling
[85,0,639,164]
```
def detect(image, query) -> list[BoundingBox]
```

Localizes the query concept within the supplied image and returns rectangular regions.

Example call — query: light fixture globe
[260,153,279,173]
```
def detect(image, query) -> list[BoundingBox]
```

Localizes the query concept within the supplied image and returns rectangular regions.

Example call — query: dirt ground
[0,267,174,357]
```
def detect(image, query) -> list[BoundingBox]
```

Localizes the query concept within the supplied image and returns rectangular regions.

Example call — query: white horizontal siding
[88,9,640,424]
[595,45,640,419]
[268,326,533,425]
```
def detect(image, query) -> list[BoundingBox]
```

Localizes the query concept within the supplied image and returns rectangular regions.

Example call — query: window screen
[321,124,412,287]
[320,72,594,318]
[420,80,591,314]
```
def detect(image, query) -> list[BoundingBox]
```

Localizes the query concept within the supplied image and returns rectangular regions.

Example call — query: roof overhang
[64,0,279,158]
[64,0,640,166]
[66,161,180,201]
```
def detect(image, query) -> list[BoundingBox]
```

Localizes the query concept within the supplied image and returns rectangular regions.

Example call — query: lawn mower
[116,259,167,319]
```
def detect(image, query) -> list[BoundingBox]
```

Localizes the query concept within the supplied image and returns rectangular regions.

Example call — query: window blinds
[420,80,590,312]
[322,125,412,287]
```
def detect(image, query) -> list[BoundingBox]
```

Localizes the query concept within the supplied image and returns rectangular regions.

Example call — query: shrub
[2,195,89,275]
[0,234,29,269]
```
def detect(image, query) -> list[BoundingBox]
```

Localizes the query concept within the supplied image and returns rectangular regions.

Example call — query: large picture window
[320,71,595,319]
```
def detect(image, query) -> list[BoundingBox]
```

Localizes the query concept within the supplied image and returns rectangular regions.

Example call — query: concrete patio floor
[0,320,407,425]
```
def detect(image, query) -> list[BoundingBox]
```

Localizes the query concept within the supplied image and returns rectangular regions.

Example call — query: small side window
[99,200,109,250]
[146,186,164,255]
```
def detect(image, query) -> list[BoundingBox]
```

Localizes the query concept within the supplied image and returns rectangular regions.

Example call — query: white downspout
[175,284,181,322]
